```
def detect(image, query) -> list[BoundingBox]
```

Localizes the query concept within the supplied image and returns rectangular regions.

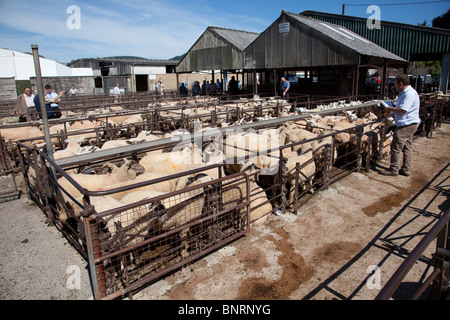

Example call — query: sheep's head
[121,159,145,177]
[99,163,118,174]
[185,173,212,187]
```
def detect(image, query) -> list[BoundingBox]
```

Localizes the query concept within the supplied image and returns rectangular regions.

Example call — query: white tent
[0,48,93,80]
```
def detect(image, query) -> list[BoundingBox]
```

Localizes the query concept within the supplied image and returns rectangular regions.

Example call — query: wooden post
[381,59,387,99]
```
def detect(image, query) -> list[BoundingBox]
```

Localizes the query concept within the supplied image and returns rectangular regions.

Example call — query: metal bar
[410,268,441,300]
[54,101,384,168]
[375,210,450,300]
[31,45,54,161]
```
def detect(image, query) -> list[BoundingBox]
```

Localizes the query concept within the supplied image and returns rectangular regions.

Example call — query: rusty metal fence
[0,136,21,202]
[16,142,251,299]
[376,209,450,300]
[83,171,250,300]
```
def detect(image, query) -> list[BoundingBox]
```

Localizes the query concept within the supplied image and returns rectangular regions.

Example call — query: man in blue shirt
[192,81,200,96]
[280,76,290,102]
[380,74,421,177]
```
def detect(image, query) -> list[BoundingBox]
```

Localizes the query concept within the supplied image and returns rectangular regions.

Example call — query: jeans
[389,123,419,173]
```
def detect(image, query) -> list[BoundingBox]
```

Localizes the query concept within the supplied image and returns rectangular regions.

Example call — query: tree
[416,60,442,76]
[432,9,450,29]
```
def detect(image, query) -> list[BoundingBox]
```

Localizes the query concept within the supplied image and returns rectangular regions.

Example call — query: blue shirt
[393,86,421,127]
[46,92,59,108]
[280,80,290,92]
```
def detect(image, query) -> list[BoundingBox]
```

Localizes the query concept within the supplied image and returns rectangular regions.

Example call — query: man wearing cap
[280,76,290,102]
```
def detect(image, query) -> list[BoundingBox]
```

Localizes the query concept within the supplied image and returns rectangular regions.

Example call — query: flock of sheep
[0,96,394,268]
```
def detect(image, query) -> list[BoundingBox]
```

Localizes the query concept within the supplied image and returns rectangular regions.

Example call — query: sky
[0,0,449,63]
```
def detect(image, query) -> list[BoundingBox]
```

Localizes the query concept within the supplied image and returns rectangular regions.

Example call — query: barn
[244,11,407,97]
[176,26,259,92]
[176,11,407,99]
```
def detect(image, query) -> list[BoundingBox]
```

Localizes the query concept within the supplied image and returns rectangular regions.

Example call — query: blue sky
[0,0,449,63]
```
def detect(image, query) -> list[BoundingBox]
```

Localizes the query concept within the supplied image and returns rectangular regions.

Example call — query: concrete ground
[0,122,449,300]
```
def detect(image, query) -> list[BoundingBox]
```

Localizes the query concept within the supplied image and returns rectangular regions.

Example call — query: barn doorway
[135,75,149,92]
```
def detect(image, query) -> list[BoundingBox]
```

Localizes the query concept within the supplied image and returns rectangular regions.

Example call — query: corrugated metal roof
[209,27,259,51]
[285,11,406,62]
[176,26,259,72]
[71,57,179,66]
[300,10,450,61]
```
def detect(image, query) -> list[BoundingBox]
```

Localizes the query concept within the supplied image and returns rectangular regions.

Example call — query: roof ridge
[209,26,259,35]
[282,10,405,62]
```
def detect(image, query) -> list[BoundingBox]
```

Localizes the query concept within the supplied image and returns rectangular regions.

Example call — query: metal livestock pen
[12,97,449,299]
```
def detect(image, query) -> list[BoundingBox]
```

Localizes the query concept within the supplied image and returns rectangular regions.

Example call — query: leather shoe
[379,169,398,176]
[399,170,410,177]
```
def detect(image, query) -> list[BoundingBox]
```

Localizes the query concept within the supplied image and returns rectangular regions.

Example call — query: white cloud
[0,0,267,61]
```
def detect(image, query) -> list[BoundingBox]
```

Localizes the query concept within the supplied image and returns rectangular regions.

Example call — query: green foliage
[415,60,442,76]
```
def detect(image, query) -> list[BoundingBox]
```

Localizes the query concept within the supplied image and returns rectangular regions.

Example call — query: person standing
[14,87,37,122]
[179,82,188,96]
[379,74,421,177]
[192,81,200,96]
[228,76,239,96]
[209,80,217,95]
[280,76,290,102]
[155,80,164,97]
[69,85,78,96]
[112,84,121,95]
[216,79,222,91]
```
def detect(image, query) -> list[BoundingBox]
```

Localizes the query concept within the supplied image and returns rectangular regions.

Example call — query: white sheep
[0,126,44,147]
[100,139,131,150]
[223,161,273,226]
[57,159,145,215]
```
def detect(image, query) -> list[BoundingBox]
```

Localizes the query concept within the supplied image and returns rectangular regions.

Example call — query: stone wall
[30,76,95,95]
[0,78,17,101]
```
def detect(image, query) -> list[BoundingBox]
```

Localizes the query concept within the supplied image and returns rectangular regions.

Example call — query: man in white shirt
[14,87,37,122]
[155,80,164,96]
[379,74,421,177]
[113,84,121,95]
[69,85,78,96]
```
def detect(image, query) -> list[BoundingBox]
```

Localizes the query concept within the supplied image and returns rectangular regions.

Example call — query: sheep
[49,124,67,147]
[119,190,166,205]
[100,139,131,150]
[134,172,214,258]
[128,131,161,144]
[223,161,273,226]
[139,144,204,175]
[57,159,145,217]
[107,171,178,201]
[283,151,317,207]
[0,126,45,147]
[95,191,167,249]
[120,114,143,136]
[53,137,89,160]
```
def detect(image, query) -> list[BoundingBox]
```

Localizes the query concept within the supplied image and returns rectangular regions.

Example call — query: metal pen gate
[16,143,251,300]
[82,172,251,300]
